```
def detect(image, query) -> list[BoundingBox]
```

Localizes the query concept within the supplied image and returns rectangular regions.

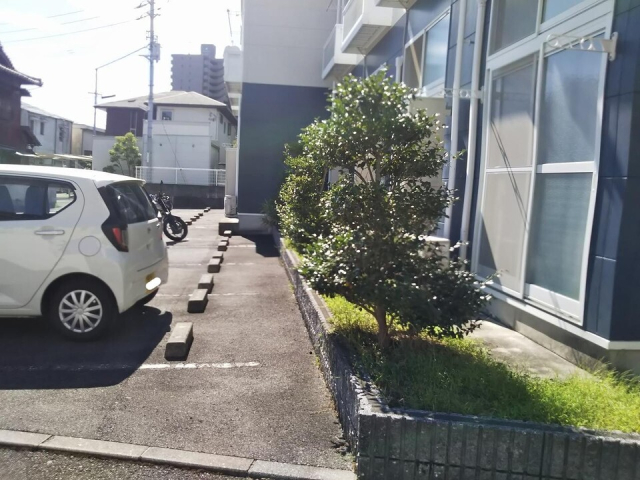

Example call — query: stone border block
[198,274,215,293]
[0,429,50,448]
[41,436,147,460]
[142,447,252,476]
[217,241,227,252]
[223,230,232,237]
[249,460,355,480]
[212,251,224,263]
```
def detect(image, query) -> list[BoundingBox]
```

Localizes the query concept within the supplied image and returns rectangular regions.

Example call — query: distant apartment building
[20,103,72,155]
[71,123,104,157]
[171,44,230,107]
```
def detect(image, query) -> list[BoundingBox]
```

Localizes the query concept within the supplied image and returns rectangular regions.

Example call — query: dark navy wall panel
[237,82,330,214]
[584,3,640,340]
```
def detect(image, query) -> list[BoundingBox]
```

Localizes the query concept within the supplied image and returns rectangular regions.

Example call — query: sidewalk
[470,319,589,379]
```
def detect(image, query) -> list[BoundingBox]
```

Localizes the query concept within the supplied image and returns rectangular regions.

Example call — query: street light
[91,67,115,137]
[90,45,149,137]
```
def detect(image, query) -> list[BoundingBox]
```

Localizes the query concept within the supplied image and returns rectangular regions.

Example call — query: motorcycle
[150,186,188,242]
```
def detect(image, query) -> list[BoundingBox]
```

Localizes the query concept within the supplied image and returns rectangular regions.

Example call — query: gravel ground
[0,448,246,480]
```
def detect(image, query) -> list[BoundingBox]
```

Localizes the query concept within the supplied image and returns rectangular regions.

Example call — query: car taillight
[102,224,129,252]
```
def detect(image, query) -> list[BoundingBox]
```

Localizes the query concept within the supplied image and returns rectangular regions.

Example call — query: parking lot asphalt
[0,210,351,471]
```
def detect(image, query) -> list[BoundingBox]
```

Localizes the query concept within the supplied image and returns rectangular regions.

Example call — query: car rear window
[106,182,156,224]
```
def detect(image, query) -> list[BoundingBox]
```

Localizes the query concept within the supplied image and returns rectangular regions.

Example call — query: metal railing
[136,166,226,187]
[343,0,364,42]
[323,24,337,73]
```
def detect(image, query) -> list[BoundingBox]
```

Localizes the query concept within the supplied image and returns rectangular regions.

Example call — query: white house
[93,91,236,187]
[20,103,72,155]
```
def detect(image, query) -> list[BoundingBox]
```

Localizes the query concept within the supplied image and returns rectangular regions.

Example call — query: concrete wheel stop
[208,258,222,273]
[198,274,215,293]
[187,289,209,313]
[165,322,194,360]
[217,241,227,252]
[223,230,232,238]
[211,251,224,263]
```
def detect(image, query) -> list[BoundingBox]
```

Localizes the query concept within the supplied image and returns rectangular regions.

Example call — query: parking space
[0,210,351,471]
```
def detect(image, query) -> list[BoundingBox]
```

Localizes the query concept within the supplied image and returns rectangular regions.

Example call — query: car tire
[48,278,116,341]
[135,289,158,308]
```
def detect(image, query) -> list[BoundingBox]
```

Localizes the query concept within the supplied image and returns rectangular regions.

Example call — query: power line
[61,16,100,25]
[2,19,137,44]
[98,45,148,69]
[47,10,84,19]
[0,9,85,26]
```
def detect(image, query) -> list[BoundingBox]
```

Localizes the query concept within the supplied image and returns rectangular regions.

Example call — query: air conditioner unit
[224,195,237,216]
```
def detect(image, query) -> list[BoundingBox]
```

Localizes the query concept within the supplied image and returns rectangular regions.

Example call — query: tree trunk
[375,305,390,348]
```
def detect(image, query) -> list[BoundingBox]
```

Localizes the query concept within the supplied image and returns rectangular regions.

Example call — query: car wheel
[135,289,158,308]
[48,279,116,340]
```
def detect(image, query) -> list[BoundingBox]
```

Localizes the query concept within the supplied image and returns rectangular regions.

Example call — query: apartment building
[232,0,640,372]
[171,44,230,106]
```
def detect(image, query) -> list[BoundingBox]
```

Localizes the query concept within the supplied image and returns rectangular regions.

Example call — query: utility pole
[138,0,160,167]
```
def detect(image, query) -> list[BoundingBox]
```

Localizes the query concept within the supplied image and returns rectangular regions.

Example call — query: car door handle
[35,229,65,236]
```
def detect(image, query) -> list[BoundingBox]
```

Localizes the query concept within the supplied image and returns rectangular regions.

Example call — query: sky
[0,0,241,128]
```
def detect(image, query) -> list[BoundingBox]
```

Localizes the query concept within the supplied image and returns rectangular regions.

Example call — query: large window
[474,1,611,322]
[403,12,450,94]
[490,0,605,54]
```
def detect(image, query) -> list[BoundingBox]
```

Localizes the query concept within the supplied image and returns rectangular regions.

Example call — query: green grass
[324,295,640,433]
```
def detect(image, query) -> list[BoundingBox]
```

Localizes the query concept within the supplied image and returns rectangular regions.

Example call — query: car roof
[0,165,144,188]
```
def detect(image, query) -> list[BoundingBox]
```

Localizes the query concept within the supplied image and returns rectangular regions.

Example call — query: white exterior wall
[242,0,336,88]
[20,110,72,155]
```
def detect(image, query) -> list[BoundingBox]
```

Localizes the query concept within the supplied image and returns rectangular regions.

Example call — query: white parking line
[0,362,260,372]
[210,293,260,296]
[140,362,260,370]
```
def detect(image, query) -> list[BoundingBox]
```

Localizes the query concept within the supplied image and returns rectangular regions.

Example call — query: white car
[0,165,169,340]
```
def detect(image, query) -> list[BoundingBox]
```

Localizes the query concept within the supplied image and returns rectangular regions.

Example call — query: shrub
[281,70,488,347]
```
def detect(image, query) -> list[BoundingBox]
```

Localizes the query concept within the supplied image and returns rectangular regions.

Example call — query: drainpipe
[459,0,487,261]
[442,0,468,240]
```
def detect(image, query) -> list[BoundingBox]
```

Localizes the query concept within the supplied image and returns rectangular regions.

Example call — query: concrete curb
[0,429,355,480]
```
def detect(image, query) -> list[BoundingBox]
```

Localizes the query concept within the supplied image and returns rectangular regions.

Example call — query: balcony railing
[375,0,416,8]
[136,166,226,187]
[342,0,401,54]
[322,24,362,80]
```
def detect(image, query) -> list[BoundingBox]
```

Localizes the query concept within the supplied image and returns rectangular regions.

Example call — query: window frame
[402,9,450,97]
[161,110,173,121]
[472,4,613,325]
[0,176,78,222]
[487,0,609,58]
[39,121,45,136]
